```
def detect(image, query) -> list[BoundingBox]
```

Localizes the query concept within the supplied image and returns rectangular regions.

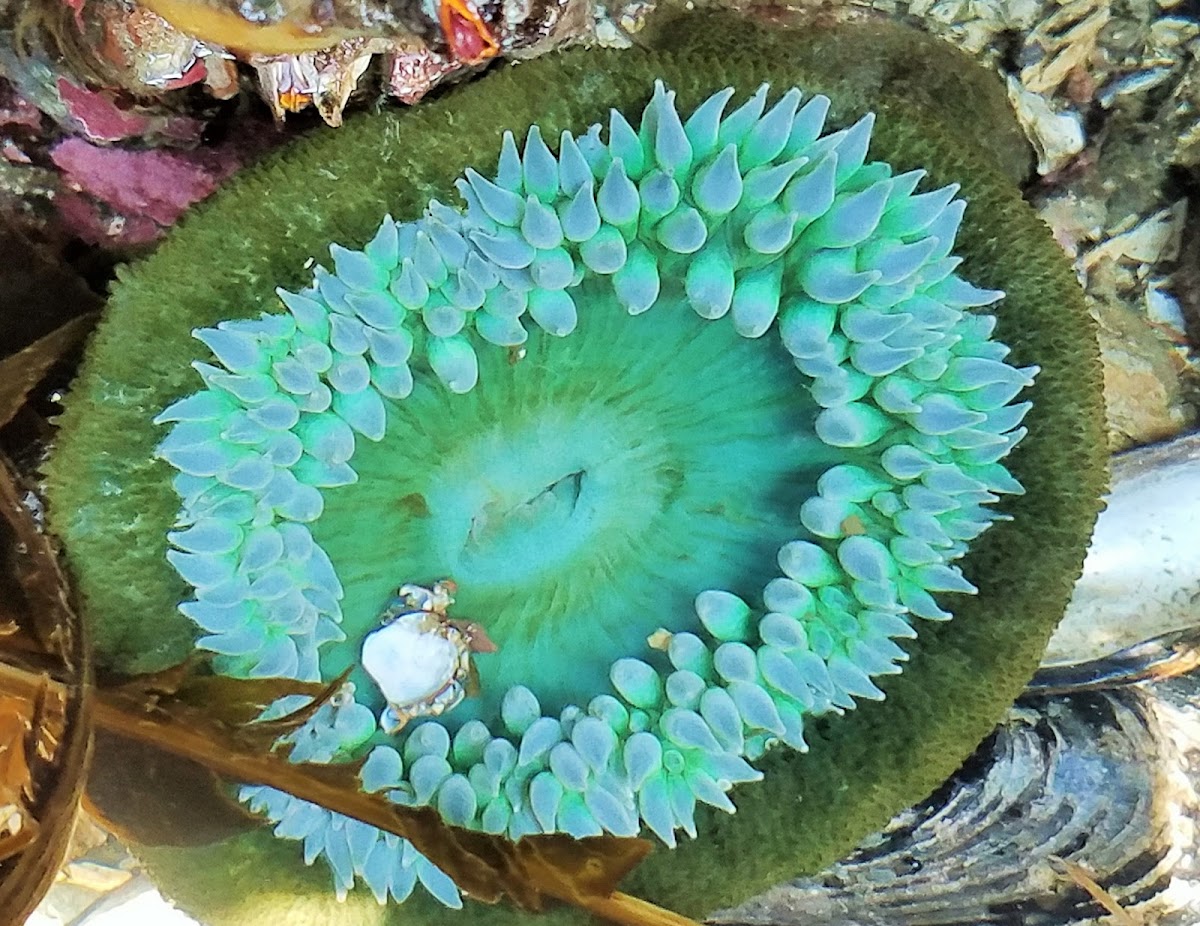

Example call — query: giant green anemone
[46,10,1106,926]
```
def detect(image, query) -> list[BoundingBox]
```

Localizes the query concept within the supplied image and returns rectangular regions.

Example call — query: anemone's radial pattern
[318,286,830,718]
[154,81,1036,907]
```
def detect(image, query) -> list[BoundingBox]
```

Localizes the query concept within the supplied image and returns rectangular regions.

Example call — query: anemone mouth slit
[469,466,587,545]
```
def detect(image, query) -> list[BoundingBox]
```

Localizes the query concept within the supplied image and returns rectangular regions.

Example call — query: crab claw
[437,0,500,65]
[452,620,499,654]
[379,705,407,735]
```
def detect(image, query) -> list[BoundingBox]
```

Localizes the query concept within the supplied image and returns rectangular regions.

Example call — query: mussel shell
[1046,432,1200,666]
[713,431,1200,926]
[713,674,1200,926]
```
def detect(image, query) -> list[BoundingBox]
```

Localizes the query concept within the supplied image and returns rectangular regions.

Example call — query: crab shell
[360,610,474,733]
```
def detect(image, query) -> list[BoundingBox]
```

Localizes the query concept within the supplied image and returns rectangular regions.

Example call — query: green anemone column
[46,11,1106,926]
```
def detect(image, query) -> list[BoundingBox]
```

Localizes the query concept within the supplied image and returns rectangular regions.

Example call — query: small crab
[360,579,497,735]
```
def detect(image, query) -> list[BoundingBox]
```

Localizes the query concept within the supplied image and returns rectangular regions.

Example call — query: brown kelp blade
[82,665,350,850]
[0,453,93,926]
[0,315,98,433]
[93,673,654,912]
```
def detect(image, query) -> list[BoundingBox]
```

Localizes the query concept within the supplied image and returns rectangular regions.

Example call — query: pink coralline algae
[56,78,204,145]
[49,134,264,245]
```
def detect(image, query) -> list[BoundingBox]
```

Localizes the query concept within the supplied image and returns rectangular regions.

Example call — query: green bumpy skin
[45,11,1107,926]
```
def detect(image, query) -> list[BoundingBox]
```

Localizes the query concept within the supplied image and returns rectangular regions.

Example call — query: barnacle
[46,10,1106,926]
[16,0,570,125]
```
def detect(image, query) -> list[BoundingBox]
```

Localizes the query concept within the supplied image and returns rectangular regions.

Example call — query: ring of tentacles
[152,81,1035,906]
